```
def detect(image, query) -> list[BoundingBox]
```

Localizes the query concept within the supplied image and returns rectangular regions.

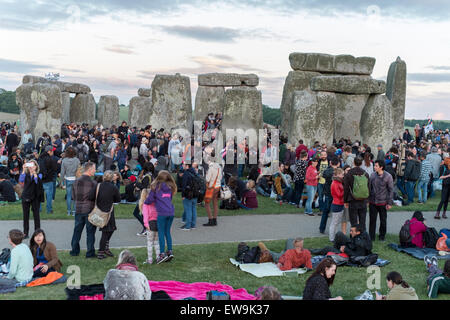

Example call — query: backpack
[423,227,440,249]
[235,242,250,263]
[243,246,261,264]
[0,248,11,264]
[76,144,87,163]
[220,192,239,210]
[408,160,421,181]
[352,174,369,200]
[399,220,412,247]
[436,233,449,252]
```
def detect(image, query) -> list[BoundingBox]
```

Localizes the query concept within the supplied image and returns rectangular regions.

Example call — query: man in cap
[376,144,385,162]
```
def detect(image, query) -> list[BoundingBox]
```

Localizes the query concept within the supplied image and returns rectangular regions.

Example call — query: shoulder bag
[88,183,113,228]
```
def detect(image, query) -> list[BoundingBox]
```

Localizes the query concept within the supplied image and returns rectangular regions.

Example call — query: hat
[377,144,383,148]
[150,158,157,165]
[431,146,438,153]
[129,175,136,183]
[45,145,53,153]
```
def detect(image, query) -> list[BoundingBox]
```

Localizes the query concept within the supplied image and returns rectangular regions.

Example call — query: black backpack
[243,246,261,264]
[220,192,239,210]
[408,160,421,181]
[184,172,205,200]
[399,220,412,247]
[235,242,250,263]
[423,227,440,249]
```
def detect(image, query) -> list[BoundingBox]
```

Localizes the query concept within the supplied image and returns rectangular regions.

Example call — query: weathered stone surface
[128,96,152,129]
[310,75,386,94]
[97,95,119,128]
[289,90,336,147]
[280,70,321,136]
[61,92,71,124]
[16,83,62,140]
[222,87,263,131]
[360,94,394,152]
[22,75,91,94]
[70,93,96,125]
[334,94,369,141]
[289,53,375,75]
[386,57,407,138]
[138,88,151,97]
[194,86,225,122]
[198,73,259,87]
[151,74,193,132]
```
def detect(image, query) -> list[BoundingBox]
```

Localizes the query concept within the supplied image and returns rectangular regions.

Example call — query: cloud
[408,73,450,83]
[427,66,450,71]
[104,45,136,55]
[161,25,241,43]
[406,92,450,119]
[0,58,52,74]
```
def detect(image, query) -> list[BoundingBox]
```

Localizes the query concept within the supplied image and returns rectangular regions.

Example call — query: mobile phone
[25,162,33,168]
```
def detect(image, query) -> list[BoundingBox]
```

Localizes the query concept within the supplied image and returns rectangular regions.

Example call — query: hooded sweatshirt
[61,157,81,181]
[386,284,418,300]
[144,182,174,217]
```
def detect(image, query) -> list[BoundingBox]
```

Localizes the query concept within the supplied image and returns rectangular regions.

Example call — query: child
[140,188,159,264]
[0,229,33,288]
[144,170,177,264]
[242,180,258,209]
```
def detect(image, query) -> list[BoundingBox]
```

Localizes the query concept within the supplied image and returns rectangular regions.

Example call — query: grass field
[1,235,449,300]
[0,187,441,220]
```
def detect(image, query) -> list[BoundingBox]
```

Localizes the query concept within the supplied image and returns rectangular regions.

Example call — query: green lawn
[0,187,441,220]
[2,235,449,300]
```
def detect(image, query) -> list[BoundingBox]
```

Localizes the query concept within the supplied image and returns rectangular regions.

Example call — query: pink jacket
[305,165,318,186]
[142,203,157,229]
[409,217,427,248]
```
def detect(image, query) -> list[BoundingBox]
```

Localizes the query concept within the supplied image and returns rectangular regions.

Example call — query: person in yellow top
[375,271,418,300]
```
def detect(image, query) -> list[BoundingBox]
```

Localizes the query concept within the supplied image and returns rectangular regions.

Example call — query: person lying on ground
[375,271,419,300]
[424,256,450,299]
[261,238,312,271]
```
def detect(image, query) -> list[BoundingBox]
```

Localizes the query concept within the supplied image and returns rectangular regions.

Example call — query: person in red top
[276,238,312,271]
[295,139,308,160]
[305,157,319,216]
[329,168,345,241]
[409,211,427,248]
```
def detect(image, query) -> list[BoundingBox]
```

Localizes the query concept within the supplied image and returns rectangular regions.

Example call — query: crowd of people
[1,119,450,299]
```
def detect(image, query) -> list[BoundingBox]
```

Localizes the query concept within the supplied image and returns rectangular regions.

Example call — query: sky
[0,0,449,120]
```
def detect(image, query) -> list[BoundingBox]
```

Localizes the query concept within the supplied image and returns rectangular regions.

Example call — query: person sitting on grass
[254,286,282,300]
[275,237,312,271]
[0,172,16,202]
[302,257,343,300]
[29,229,62,278]
[424,256,450,298]
[103,250,152,300]
[242,180,258,209]
[0,230,33,287]
[375,271,419,300]
[408,211,428,248]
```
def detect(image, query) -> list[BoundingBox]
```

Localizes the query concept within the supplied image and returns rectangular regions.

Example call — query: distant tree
[0,90,19,114]
[262,104,281,126]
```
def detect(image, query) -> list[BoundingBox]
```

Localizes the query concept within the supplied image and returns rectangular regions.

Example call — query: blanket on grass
[388,243,450,260]
[26,272,67,287]
[147,280,256,300]
[229,258,309,278]
[311,255,391,268]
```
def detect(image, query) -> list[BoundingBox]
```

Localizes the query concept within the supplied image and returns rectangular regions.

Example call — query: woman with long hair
[29,229,62,278]
[375,271,418,300]
[133,162,155,236]
[302,257,343,300]
[19,159,44,239]
[60,147,80,216]
[435,157,450,219]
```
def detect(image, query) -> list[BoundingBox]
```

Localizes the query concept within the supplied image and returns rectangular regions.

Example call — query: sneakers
[166,250,174,262]
[439,251,450,256]
[354,290,374,300]
[431,256,438,268]
[180,225,191,231]
[143,259,153,265]
[97,251,107,260]
[424,255,433,268]
[156,253,169,264]
[105,250,114,257]
[137,230,147,237]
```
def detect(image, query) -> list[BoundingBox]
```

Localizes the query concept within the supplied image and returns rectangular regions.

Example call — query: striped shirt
[419,159,432,181]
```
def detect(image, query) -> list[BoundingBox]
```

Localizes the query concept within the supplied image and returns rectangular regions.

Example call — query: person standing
[180,163,198,230]
[203,150,223,226]
[5,129,19,156]
[404,151,421,205]
[435,158,450,219]
[417,152,433,204]
[376,144,386,162]
[368,160,394,242]
[295,139,308,160]
[426,146,443,199]
[291,150,308,207]
[343,157,370,231]
[60,147,80,216]
[38,146,58,214]
[305,157,319,216]
[319,157,340,234]
[93,170,121,260]
[316,151,329,215]
[70,162,98,258]
[19,160,44,239]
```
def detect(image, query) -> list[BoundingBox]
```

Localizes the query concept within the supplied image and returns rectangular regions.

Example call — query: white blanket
[229,258,308,278]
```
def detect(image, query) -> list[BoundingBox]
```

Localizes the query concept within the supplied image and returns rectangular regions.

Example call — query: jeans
[238,164,244,178]
[368,204,387,241]
[277,186,293,202]
[417,180,429,203]
[291,180,305,205]
[305,185,317,214]
[405,180,416,204]
[429,178,439,198]
[319,195,333,233]
[42,182,54,213]
[65,179,75,213]
[256,186,270,197]
[70,213,97,257]
[237,200,251,210]
[397,176,407,196]
[317,183,325,211]
[182,198,197,228]
[157,215,174,253]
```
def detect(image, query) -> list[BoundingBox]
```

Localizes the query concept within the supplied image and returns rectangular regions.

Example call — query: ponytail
[386,271,409,288]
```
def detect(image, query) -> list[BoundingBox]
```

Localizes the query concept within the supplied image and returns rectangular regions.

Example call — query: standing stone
[310,75,386,94]
[280,70,321,137]
[16,83,62,140]
[289,90,336,148]
[222,86,263,132]
[97,95,119,128]
[151,74,193,132]
[61,92,71,124]
[289,53,376,75]
[70,93,96,125]
[128,96,152,129]
[138,88,151,97]
[334,94,369,141]
[360,95,394,153]
[386,57,407,138]
[194,86,225,122]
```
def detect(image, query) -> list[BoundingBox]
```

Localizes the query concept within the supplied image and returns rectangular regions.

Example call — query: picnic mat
[388,243,450,260]
[229,258,309,278]
[311,255,391,268]
[148,280,256,300]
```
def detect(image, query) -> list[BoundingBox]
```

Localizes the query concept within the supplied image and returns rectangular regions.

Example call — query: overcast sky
[0,0,449,120]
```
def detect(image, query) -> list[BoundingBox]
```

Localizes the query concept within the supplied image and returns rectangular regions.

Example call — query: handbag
[88,184,113,228]
[220,185,232,200]
[204,168,220,203]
